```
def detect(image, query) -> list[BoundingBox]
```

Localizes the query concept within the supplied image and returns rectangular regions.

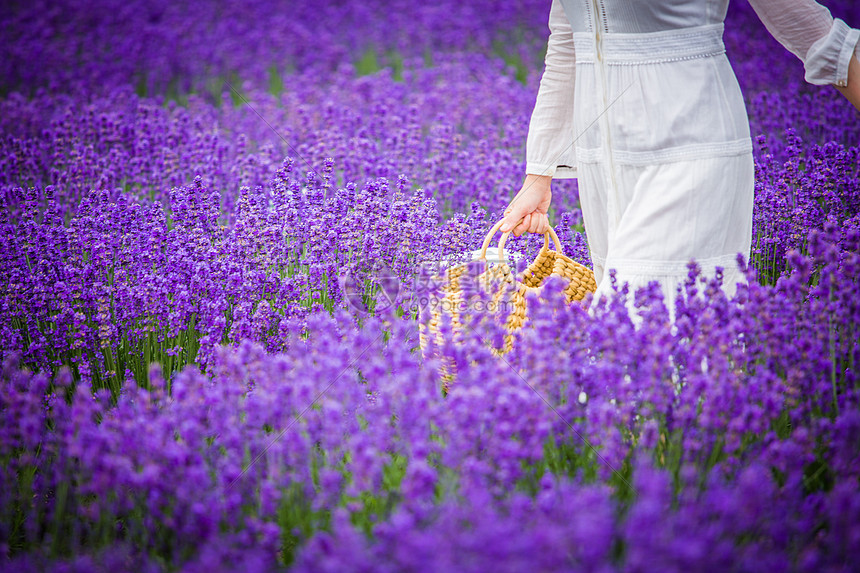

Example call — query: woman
[500,0,860,311]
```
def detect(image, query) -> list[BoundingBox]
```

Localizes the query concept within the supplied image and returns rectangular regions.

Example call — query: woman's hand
[500,174,553,236]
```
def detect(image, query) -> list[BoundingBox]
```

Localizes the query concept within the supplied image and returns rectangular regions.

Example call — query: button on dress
[526,0,860,310]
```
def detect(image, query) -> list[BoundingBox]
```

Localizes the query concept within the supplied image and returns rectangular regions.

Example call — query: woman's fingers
[501,176,553,235]
[512,213,531,236]
[505,210,551,236]
[533,214,550,235]
[500,205,526,233]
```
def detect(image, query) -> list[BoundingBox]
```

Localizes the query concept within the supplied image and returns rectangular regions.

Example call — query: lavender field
[2,0,860,570]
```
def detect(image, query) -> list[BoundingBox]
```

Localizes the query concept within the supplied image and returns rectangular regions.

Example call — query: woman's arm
[524,0,578,179]
[502,0,576,236]
[835,53,860,110]
[748,0,860,111]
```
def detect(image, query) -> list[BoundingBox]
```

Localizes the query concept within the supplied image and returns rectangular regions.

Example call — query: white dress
[526,0,860,309]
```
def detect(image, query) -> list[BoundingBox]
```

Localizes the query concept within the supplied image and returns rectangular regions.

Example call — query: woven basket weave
[418,219,596,386]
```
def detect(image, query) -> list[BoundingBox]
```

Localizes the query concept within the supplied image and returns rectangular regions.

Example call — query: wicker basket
[418,219,596,386]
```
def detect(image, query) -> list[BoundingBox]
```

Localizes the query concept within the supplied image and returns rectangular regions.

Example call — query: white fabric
[526,0,577,178]
[747,0,860,86]
[525,0,860,312]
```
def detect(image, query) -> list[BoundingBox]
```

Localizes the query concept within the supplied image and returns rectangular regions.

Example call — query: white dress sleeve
[747,0,860,87]
[526,0,578,179]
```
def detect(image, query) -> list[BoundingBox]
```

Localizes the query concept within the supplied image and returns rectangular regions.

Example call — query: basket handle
[478,218,563,261]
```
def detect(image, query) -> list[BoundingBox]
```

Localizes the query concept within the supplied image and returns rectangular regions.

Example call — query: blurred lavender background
[1,0,859,570]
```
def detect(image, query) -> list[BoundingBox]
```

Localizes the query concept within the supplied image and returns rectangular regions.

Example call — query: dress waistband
[573,23,726,65]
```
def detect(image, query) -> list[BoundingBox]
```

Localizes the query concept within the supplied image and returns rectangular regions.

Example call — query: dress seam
[606,50,725,65]
[594,253,743,276]
[575,139,752,166]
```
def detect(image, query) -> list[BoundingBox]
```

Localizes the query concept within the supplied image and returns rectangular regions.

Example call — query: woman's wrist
[520,173,552,198]
[524,173,552,186]
[835,54,860,112]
